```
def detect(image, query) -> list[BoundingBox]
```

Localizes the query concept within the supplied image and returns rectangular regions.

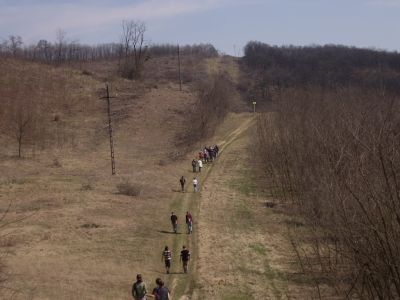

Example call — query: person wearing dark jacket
[179,176,186,192]
[191,159,197,172]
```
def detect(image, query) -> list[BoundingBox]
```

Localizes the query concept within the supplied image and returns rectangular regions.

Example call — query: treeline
[242,41,400,96]
[250,40,400,298]
[0,35,217,63]
[256,87,400,299]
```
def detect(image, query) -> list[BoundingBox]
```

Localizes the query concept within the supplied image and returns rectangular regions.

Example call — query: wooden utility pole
[103,84,116,175]
[178,44,182,91]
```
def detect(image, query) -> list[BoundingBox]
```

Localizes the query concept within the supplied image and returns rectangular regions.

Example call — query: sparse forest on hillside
[247,41,400,298]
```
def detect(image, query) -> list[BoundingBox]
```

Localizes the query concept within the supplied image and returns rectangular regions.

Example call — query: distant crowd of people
[191,145,219,173]
[132,144,220,300]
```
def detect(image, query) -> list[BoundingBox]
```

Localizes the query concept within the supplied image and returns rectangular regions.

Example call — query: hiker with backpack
[180,245,191,274]
[185,211,193,234]
[152,278,171,300]
[132,274,149,300]
[161,246,172,274]
[170,212,178,233]
[179,176,186,192]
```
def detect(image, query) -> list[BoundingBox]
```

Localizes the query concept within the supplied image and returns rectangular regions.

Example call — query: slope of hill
[0,54,324,300]
[0,56,207,299]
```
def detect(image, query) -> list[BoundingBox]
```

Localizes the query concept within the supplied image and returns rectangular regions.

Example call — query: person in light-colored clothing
[193,177,198,192]
[197,159,203,172]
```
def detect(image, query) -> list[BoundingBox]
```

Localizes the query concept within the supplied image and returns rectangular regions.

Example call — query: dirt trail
[168,56,313,299]
[166,114,255,299]
[167,112,315,300]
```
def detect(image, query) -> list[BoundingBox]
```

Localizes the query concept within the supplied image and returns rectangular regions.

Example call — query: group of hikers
[181,144,220,194]
[132,274,170,300]
[132,145,219,300]
[179,175,198,193]
[191,145,219,173]
[170,211,193,234]
[132,245,191,299]
[162,245,191,274]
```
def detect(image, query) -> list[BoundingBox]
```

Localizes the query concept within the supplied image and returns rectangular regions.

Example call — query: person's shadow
[157,230,182,234]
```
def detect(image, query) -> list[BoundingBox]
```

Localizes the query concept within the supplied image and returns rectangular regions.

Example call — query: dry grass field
[0,56,317,299]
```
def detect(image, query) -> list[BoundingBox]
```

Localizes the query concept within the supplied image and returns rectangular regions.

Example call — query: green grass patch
[249,243,268,256]
[229,176,257,197]
[229,168,270,198]
[221,285,252,300]
[222,292,251,300]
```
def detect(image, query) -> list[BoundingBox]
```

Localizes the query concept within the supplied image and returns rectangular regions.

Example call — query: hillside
[5,45,392,299]
[245,42,400,299]
[0,55,208,298]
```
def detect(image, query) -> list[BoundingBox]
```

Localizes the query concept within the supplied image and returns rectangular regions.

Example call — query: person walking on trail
[180,246,191,273]
[152,278,171,300]
[185,211,193,234]
[170,212,178,233]
[214,144,219,157]
[197,159,203,172]
[199,151,204,161]
[132,274,149,300]
[179,176,186,192]
[161,246,172,274]
[193,177,198,193]
[203,148,208,163]
[191,159,197,173]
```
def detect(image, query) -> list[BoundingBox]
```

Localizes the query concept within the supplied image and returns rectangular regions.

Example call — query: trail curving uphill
[166,114,255,300]
[168,110,315,299]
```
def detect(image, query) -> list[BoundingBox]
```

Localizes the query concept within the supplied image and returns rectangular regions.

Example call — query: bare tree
[6,35,23,57]
[120,20,148,78]
[36,39,52,62]
[8,98,35,158]
[55,29,67,62]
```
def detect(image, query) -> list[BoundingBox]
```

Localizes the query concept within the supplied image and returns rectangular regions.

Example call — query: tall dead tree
[120,20,148,79]
[55,29,67,63]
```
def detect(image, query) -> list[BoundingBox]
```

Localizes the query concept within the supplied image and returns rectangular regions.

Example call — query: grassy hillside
[0,54,219,298]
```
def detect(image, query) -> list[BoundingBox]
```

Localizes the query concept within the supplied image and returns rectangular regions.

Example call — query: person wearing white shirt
[197,159,203,172]
[193,177,198,192]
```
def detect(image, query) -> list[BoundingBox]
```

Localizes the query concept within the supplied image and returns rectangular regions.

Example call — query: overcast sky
[1,0,400,55]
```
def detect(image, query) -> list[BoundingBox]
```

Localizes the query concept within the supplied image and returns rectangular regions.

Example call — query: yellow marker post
[252,101,257,113]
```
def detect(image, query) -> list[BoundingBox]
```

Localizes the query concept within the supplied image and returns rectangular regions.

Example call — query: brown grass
[0,56,200,299]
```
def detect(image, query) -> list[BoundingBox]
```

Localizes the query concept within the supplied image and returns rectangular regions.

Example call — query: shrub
[117,180,142,197]
[53,158,61,167]
[81,183,93,191]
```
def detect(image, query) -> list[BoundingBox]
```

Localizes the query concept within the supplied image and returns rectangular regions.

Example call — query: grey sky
[0,0,399,55]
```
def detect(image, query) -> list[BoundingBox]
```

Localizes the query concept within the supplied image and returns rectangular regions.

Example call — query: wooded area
[250,41,400,299]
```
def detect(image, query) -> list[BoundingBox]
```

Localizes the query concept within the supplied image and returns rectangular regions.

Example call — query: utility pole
[102,84,116,175]
[178,44,182,91]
